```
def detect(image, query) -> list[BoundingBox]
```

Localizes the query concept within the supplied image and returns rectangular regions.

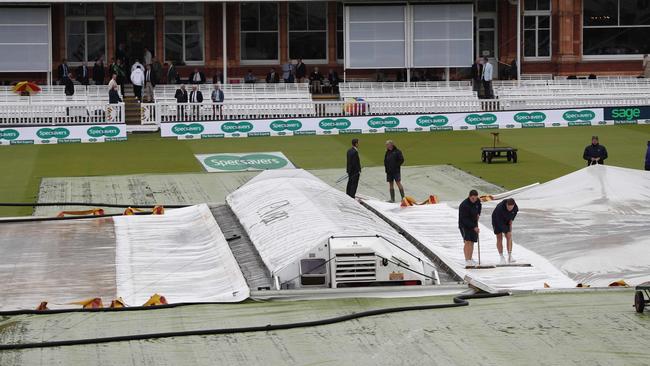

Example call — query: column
[327,1,337,66]
[279,2,288,64]
[106,4,115,62]
[556,0,578,73]
[155,4,164,61]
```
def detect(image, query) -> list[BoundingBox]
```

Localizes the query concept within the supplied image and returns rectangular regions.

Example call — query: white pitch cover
[114,204,249,305]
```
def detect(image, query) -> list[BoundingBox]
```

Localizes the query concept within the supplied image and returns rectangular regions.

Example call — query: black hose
[0,292,508,350]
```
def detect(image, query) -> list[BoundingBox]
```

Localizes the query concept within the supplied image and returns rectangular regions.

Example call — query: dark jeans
[482,80,493,99]
[346,173,360,198]
[133,85,142,100]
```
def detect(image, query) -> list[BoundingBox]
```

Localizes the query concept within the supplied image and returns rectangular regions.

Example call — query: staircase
[122,84,141,125]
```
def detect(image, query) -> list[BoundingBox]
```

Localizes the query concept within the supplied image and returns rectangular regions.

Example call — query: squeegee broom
[466,235,496,269]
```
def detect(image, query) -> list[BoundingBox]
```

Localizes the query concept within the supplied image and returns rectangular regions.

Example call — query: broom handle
[477,234,481,266]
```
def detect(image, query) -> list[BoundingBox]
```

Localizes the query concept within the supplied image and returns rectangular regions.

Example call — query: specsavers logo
[203,153,288,171]
[172,123,205,135]
[270,120,302,132]
[563,110,595,122]
[0,129,19,140]
[221,122,254,133]
[465,113,497,125]
[416,115,449,127]
[36,127,70,139]
[319,118,351,130]
[514,112,546,123]
[87,126,121,138]
[367,116,400,128]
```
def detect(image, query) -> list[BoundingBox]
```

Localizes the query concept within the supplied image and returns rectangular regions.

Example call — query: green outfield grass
[0,124,648,217]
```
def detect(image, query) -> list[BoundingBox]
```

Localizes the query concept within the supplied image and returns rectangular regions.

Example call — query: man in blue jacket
[583,136,608,166]
[491,198,518,264]
[346,138,361,198]
[459,190,482,267]
[384,140,405,203]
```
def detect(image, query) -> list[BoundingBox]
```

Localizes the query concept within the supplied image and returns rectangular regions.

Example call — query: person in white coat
[481,56,494,99]
[131,59,144,73]
[130,65,144,102]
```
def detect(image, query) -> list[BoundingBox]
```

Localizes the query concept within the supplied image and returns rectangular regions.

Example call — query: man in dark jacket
[266,68,280,83]
[57,59,70,84]
[583,136,608,166]
[491,198,518,264]
[175,84,188,120]
[167,62,178,84]
[384,140,405,202]
[77,62,90,85]
[346,138,361,198]
[64,73,75,96]
[470,58,482,96]
[93,59,105,85]
[108,85,122,104]
[645,141,650,171]
[459,190,482,267]
[295,58,306,83]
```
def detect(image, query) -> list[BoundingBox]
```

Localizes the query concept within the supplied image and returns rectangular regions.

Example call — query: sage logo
[367,116,400,128]
[87,126,120,138]
[416,115,448,127]
[514,112,546,123]
[172,123,204,135]
[609,107,640,121]
[37,127,70,139]
[221,122,253,133]
[319,118,351,130]
[0,129,19,140]
[563,110,595,122]
[270,120,302,132]
[203,153,288,171]
[465,113,497,125]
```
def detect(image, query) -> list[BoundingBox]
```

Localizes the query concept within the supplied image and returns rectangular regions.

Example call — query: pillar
[327,1,337,66]
[106,4,115,62]
[155,4,164,61]
[279,2,289,64]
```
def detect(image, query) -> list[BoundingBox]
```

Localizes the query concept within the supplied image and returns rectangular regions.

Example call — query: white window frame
[582,0,650,61]
[288,1,328,64]
[65,5,106,66]
[164,17,205,65]
[336,2,344,63]
[240,2,280,65]
[523,7,552,61]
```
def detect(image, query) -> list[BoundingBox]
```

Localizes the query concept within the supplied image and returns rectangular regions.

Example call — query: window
[289,2,327,60]
[113,3,155,17]
[337,2,344,60]
[583,0,650,56]
[65,4,106,63]
[164,3,204,63]
[523,0,551,59]
[240,2,279,61]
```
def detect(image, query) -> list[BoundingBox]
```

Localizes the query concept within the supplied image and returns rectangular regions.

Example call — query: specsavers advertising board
[161,108,606,139]
[195,152,296,173]
[0,124,127,146]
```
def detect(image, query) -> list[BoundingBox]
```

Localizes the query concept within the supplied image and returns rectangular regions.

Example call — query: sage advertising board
[195,152,296,173]
[604,106,650,125]
[0,124,127,146]
[161,107,606,139]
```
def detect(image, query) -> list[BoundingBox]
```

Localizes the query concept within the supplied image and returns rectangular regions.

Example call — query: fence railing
[0,103,124,126]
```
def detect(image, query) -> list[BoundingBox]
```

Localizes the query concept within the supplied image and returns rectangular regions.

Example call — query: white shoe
[466,260,477,267]
[508,255,516,264]
[499,256,507,265]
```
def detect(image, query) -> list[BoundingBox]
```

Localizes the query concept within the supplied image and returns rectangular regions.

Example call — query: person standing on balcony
[481,56,494,99]
[109,84,122,104]
[77,61,89,85]
[384,140,405,203]
[211,84,224,119]
[58,59,70,84]
[64,73,75,96]
[471,58,483,97]
[167,62,178,84]
[111,59,126,97]
[266,68,280,83]
[152,57,163,84]
[175,84,188,120]
[190,68,206,84]
[282,62,294,83]
[143,47,152,66]
[93,58,105,86]
[189,85,203,120]
[295,58,306,83]
[346,138,361,198]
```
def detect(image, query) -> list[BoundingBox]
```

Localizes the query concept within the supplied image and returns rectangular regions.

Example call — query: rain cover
[226,169,434,275]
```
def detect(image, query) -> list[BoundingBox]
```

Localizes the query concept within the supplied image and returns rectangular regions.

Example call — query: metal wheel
[512,151,518,163]
[635,291,646,313]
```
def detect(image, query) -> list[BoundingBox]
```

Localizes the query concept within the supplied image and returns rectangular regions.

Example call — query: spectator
[244,69,256,84]
[130,65,144,102]
[328,69,340,93]
[644,54,650,78]
[131,59,143,73]
[471,58,482,96]
[143,47,152,66]
[107,74,118,93]
[64,73,75,96]
[213,71,224,84]
[510,58,518,80]
[309,67,324,93]
[189,85,203,120]
[111,59,126,96]
[211,84,224,118]
[481,56,494,99]
[167,62,178,84]
[282,62,294,83]
[109,84,122,104]
[144,64,156,87]
[152,57,163,84]
[93,58,105,85]
[384,140,405,203]
[295,58,306,83]
[174,84,188,120]
[57,59,70,84]
[77,61,90,85]
[645,141,650,171]
[189,67,205,84]
[583,136,608,166]
[266,68,280,83]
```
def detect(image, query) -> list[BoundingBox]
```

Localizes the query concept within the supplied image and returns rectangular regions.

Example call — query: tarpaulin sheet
[226,169,435,275]
[0,204,249,311]
[365,200,575,292]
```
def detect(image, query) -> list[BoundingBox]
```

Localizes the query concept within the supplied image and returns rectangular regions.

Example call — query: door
[115,20,155,69]
[476,16,498,79]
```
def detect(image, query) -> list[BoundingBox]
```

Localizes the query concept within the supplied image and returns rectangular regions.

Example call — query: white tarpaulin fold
[113,204,250,305]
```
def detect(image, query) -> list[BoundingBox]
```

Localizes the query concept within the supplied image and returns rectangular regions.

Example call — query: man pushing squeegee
[459,190,530,269]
